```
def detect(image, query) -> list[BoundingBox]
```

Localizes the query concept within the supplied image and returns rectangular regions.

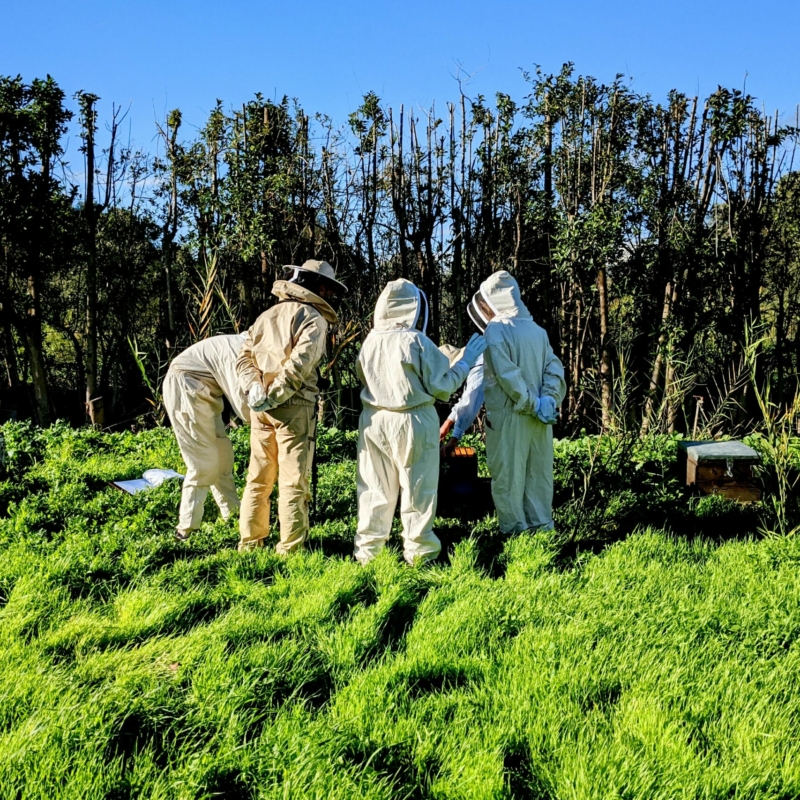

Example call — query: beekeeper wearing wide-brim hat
[237,258,347,554]
[163,333,252,540]
[354,278,486,565]
[475,270,566,533]
[281,259,348,306]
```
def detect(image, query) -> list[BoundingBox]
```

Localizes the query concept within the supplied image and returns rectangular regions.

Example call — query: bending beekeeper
[237,259,346,554]
[465,270,566,533]
[163,333,252,541]
[355,278,486,565]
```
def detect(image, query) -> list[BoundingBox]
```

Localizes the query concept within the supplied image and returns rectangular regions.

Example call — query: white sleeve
[449,356,484,438]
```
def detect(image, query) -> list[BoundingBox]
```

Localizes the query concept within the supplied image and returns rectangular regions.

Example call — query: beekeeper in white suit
[163,333,251,541]
[469,270,566,533]
[355,278,486,565]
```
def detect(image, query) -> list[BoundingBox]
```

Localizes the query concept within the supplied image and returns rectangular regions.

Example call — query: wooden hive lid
[678,440,760,462]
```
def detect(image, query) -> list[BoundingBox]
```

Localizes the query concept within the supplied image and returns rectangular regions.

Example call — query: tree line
[1,65,799,434]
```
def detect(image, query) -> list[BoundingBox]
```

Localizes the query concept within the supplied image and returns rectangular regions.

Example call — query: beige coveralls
[163,334,251,536]
[236,281,337,554]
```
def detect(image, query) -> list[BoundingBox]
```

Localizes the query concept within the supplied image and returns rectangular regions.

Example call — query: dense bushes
[0,421,799,798]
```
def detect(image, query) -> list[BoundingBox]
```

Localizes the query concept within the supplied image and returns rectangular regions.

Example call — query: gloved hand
[462,333,487,367]
[441,435,460,459]
[247,382,267,410]
[439,418,454,443]
[536,395,558,425]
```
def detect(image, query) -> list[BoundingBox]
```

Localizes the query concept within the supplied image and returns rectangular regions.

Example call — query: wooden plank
[697,482,762,502]
[687,457,697,485]
[696,462,754,483]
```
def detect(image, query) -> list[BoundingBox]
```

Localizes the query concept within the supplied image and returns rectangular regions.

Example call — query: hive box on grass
[677,440,761,502]
[437,446,493,519]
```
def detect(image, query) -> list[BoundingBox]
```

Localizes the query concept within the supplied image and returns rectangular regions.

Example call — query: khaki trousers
[239,402,315,554]
[163,370,240,535]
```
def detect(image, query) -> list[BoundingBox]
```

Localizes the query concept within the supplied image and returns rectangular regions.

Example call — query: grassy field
[0,421,799,799]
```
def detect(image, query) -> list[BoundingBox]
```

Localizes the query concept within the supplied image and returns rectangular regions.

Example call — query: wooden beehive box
[438,447,493,518]
[677,440,761,502]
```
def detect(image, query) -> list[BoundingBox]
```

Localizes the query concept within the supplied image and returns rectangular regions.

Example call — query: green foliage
[4,69,800,431]
[743,330,800,536]
[1,422,800,796]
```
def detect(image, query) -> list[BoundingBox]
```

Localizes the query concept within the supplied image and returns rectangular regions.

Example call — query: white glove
[462,333,487,367]
[247,382,267,410]
[536,395,558,425]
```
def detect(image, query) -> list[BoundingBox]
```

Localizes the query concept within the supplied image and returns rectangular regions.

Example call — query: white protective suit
[480,271,566,533]
[355,279,482,564]
[163,333,251,536]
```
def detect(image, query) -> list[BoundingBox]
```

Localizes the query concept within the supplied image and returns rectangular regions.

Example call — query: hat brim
[282,265,348,295]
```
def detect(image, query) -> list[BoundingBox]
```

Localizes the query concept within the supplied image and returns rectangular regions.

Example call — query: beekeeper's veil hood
[468,270,530,331]
[374,279,429,334]
[273,258,347,317]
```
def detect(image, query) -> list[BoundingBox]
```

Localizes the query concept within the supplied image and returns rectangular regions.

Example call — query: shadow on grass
[305,536,356,560]
[503,738,554,799]
[551,492,764,570]
[106,720,255,800]
[375,596,420,656]
[436,517,510,579]
[331,577,379,622]
[105,710,176,775]
[340,739,437,800]
[393,662,477,699]
[265,664,334,711]
[303,492,765,580]
[45,594,230,666]
[201,768,254,800]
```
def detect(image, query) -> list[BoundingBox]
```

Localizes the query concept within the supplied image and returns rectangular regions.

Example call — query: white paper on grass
[111,468,184,495]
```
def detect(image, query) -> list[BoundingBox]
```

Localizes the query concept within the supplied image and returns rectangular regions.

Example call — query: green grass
[0,420,799,798]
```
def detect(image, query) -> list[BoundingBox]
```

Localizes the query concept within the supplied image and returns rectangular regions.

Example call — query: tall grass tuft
[744,327,800,536]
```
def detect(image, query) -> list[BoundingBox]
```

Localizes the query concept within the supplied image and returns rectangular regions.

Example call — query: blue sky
[2,0,799,159]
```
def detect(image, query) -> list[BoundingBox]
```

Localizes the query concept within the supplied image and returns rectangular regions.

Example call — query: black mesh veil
[467,290,495,332]
[283,267,346,311]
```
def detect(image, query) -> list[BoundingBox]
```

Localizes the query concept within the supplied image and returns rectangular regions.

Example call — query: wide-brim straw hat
[282,259,348,294]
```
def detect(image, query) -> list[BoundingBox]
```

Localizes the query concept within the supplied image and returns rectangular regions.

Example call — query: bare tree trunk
[568,285,580,417]
[541,97,554,338]
[0,257,20,405]
[596,263,612,431]
[664,356,680,433]
[777,271,785,401]
[449,103,464,342]
[161,110,181,349]
[641,279,675,435]
[23,275,50,426]
[80,93,103,426]
[424,112,439,341]
[2,312,19,396]
[389,107,410,278]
